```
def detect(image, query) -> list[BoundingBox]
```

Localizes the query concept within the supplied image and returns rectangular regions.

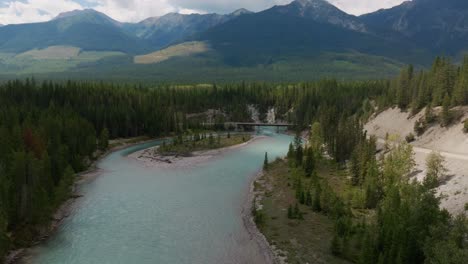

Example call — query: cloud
[329,0,408,15]
[0,0,83,24]
[0,0,409,25]
[168,0,290,14]
[152,0,408,15]
[92,0,203,22]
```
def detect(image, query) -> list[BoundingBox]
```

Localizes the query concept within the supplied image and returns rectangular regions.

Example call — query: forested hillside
[3,0,468,81]
[378,55,468,134]
[254,56,468,264]
[0,79,385,259]
[1,58,468,261]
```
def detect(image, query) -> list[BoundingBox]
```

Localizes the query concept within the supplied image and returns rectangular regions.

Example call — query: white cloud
[0,0,83,24]
[93,0,173,22]
[168,0,290,14]
[329,0,408,15]
[92,0,204,22]
[0,0,410,25]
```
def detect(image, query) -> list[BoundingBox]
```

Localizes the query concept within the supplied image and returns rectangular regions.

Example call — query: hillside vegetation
[2,0,468,81]
[134,41,210,64]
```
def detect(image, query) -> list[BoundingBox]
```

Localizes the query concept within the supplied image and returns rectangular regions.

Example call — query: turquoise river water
[28,129,292,264]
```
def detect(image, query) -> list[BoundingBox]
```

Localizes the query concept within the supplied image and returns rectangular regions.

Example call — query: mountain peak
[54,9,102,20]
[294,0,330,7]
[231,8,253,16]
[279,0,367,32]
[53,8,122,28]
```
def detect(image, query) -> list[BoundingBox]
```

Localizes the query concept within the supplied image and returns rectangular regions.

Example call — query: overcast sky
[0,0,409,25]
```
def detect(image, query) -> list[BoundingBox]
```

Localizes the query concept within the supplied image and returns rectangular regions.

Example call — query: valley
[1,0,465,81]
[0,1,468,264]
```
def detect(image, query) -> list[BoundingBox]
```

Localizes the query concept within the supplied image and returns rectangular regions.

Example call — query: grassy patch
[158,133,251,156]
[108,136,151,149]
[257,159,351,264]
[0,49,126,74]
[134,41,210,64]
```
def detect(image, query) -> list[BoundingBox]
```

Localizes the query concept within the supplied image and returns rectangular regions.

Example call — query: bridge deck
[234,122,294,127]
[202,122,295,127]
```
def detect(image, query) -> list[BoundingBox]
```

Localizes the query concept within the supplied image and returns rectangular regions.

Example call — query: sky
[0,0,409,25]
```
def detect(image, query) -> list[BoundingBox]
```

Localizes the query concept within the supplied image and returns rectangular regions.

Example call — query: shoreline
[127,135,261,169]
[128,134,281,264]
[9,133,282,264]
[6,137,158,264]
[241,169,280,264]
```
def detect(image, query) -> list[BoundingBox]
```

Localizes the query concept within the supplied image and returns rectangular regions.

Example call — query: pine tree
[287,142,295,159]
[397,65,413,109]
[287,205,294,219]
[292,132,304,167]
[304,148,315,177]
[331,235,342,256]
[98,128,109,151]
[296,145,303,167]
[300,190,306,204]
[294,203,303,220]
[306,190,312,206]
[452,56,468,105]
[263,152,268,170]
[309,122,323,159]
[313,183,322,212]
[441,93,452,127]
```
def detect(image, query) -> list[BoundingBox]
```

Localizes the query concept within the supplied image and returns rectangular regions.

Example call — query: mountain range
[0,0,467,82]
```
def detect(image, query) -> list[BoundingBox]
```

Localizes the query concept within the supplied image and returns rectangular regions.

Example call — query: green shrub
[405,133,415,143]
[414,118,427,136]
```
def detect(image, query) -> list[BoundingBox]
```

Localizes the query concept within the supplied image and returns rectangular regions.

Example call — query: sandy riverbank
[127,135,265,169]
[242,170,284,264]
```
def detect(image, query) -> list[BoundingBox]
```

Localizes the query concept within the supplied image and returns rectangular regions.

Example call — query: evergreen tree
[312,183,322,212]
[300,190,306,205]
[304,148,315,177]
[98,128,109,151]
[306,190,312,206]
[287,205,293,219]
[296,145,303,167]
[263,152,269,171]
[441,93,452,127]
[452,56,468,106]
[309,122,323,159]
[331,235,342,256]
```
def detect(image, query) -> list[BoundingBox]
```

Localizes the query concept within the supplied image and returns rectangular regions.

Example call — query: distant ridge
[0,0,467,81]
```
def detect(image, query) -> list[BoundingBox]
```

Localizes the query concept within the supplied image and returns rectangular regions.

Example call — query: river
[27,128,292,264]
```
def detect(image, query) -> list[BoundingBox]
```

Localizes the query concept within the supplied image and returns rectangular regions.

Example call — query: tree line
[381,56,468,112]
[0,78,386,259]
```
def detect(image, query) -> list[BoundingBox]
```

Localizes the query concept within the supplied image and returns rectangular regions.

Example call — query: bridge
[202,122,296,130]
[233,122,295,127]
